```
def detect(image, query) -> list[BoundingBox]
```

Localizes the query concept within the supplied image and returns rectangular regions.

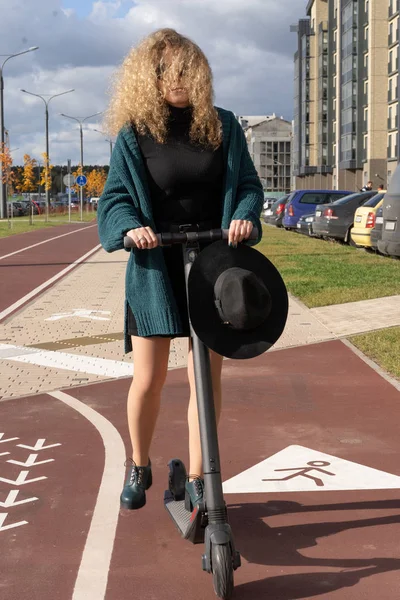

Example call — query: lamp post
[93,128,114,159]
[60,112,102,221]
[0,46,39,219]
[21,88,74,221]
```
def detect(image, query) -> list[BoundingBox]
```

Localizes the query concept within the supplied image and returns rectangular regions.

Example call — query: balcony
[389,0,400,19]
[388,115,399,130]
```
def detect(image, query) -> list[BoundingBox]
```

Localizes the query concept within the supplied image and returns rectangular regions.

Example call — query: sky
[0,0,305,167]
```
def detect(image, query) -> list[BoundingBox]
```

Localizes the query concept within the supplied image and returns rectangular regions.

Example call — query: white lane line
[0,344,133,378]
[0,244,102,321]
[49,390,126,600]
[0,224,97,261]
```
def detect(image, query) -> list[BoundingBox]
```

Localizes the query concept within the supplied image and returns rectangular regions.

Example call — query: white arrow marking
[0,513,28,532]
[0,433,19,444]
[7,453,54,467]
[0,470,47,485]
[0,490,38,508]
[0,452,10,457]
[17,439,61,451]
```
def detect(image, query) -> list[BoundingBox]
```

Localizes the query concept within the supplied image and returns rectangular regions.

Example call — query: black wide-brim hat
[188,240,288,359]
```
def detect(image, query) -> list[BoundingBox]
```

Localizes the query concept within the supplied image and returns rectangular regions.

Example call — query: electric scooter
[124,226,258,599]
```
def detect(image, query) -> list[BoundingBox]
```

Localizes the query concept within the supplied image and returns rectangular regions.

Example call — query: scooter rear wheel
[212,543,234,599]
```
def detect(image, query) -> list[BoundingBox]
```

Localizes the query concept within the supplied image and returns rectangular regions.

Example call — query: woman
[97,28,263,511]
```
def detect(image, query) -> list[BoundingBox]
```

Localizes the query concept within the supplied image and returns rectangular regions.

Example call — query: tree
[13,167,24,194]
[86,168,107,197]
[40,152,53,192]
[22,154,37,193]
[0,144,14,193]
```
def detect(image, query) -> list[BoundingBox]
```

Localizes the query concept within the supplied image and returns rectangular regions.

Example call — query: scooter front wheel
[212,543,234,599]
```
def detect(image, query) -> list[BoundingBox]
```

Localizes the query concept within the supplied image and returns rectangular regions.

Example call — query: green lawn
[0,213,96,238]
[351,327,400,379]
[259,224,400,307]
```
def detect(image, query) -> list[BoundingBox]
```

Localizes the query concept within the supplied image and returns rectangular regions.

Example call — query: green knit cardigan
[97,107,264,353]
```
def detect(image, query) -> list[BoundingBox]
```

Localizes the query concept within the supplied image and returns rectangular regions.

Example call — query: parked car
[370,205,384,251]
[378,164,400,257]
[350,192,385,248]
[312,190,377,244]
[282,189,352,229]
[8,202,26,217]
[296,212,316,236]
[263,194,278,210]
[263,194,290,227]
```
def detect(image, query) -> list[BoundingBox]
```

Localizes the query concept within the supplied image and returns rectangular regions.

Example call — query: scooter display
[124,227,258,599]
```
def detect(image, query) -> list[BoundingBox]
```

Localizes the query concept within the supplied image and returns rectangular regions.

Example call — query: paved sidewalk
[0,247,399,400]
[310,295,400,336]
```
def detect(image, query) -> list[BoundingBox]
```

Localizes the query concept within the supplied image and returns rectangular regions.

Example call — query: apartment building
[239,115,292,194]
[292,0,396,191]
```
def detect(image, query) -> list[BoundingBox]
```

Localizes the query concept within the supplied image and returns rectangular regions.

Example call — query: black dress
[127,105,224,337]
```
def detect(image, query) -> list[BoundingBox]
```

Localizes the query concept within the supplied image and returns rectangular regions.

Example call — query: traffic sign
[63,174,75,187]
[76,175,87,186]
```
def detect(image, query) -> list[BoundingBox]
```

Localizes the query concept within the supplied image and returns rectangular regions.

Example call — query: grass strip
[351,327,400,380]
[259,225,400,307]
[0,213,96,238]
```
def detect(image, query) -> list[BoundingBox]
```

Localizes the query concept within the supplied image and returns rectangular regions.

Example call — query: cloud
[0,0,305,166]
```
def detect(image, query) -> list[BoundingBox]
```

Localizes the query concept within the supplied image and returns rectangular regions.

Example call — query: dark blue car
[282,189,352,229]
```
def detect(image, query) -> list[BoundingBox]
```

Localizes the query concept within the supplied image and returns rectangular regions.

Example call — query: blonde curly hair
[103,29,222,149]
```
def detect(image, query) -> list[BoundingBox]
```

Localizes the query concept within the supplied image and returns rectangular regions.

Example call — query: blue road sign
[76,175,87,186]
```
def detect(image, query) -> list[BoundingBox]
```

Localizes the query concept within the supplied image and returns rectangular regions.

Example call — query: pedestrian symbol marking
[223,445,400,494]
[262,460,335,487]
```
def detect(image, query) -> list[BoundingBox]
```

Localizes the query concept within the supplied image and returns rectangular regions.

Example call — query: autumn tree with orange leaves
[40,152,53,192]
[86,168,107,197]
[22,154,37,193]
[0,144,14,194]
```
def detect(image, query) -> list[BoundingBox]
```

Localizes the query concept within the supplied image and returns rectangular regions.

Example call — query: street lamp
[93,128,114,159]
[60,112,103,220]
[0,45,39,219]
[21,88,75,221]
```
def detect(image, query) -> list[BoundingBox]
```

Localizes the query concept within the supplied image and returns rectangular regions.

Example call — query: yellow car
[351,192,386,247]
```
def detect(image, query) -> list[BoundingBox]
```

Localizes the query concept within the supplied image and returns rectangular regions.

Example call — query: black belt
[156,220,220,234]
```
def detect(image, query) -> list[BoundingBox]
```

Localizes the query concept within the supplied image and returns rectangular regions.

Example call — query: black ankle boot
[185,475,204,512]
[120,458,152,510]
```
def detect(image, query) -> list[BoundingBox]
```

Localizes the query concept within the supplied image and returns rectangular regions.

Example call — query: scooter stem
[183,244,226,515]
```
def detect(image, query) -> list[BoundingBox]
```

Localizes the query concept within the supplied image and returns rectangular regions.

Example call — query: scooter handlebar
[123,227,258,249]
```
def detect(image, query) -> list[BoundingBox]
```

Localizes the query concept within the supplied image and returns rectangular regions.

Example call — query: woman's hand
[228,220,253,247]
[126,226,158,250]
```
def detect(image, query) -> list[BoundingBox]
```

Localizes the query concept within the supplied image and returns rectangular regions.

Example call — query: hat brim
[188,241,288,359]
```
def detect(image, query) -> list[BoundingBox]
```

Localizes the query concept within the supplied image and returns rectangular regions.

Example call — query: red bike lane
[0,222,100,318]
[1,340,400,599]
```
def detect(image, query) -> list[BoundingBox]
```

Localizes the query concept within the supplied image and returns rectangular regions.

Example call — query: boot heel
[184,489,192,512]
[146,469,152,490]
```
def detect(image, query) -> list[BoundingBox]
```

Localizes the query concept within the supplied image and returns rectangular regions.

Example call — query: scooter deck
[164,490,207,544]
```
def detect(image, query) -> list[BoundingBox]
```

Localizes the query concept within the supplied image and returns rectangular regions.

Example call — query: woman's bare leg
[127,336,171,466]
[187,341,224,479]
